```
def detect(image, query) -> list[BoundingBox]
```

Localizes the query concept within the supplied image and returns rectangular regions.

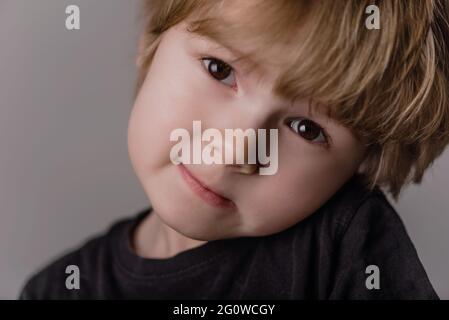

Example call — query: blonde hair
[135,0,449,200]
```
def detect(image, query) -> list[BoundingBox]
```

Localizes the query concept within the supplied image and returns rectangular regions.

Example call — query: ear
[136,34,146,67]
[356,149,371,174]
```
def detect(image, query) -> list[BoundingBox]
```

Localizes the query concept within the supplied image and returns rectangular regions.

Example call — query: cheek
[240,151,358,236]
[128,61,185,159]
[127,52,219,177]
[127,91,176,180]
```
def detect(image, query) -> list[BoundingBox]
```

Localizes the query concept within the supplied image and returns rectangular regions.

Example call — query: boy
[20,0,449,299]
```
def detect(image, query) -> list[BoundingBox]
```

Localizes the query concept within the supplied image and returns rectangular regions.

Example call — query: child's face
[128,22,367,240]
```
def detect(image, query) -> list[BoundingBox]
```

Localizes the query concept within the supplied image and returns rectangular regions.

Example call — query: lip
[177,164,235,209]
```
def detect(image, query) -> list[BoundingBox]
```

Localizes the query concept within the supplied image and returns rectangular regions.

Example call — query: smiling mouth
[177,163,236,209]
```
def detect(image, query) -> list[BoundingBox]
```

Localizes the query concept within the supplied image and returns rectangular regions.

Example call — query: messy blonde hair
[135,0,449,200]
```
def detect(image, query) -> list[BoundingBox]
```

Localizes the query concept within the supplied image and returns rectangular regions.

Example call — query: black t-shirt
[18,175,439,299]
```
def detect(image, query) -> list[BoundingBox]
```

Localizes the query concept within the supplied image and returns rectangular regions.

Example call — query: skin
[127,21,367,259]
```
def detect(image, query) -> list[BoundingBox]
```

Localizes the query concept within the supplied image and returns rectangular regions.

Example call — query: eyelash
[200,56,237,90]
[287,118,331,148]
[199,56,331,148]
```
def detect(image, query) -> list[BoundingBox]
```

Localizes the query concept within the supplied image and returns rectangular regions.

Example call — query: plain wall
[0,0,448,299]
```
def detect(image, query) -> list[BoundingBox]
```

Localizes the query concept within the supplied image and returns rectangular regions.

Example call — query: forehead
[181,23,274,83]
[182,0,314,97]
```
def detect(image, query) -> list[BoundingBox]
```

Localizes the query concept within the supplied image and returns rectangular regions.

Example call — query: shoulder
[290,174,382,242]
[336,181,423,261]
[326,177,439,299]
[18,213,136,300]
[308,174,416,243]
[285,174,438,299]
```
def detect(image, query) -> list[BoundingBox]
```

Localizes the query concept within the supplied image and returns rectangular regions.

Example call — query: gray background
[0,0,448,299]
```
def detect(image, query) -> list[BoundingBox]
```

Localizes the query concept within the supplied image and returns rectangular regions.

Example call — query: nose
[207,122,276,176]
[205,88,284,176]
[223,131,260,175]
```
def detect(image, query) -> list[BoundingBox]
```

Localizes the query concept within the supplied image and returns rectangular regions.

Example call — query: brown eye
[201,57,236,87]
[289,119,327,143]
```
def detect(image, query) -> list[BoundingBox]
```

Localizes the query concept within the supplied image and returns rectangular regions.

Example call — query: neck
[132,209,208,259]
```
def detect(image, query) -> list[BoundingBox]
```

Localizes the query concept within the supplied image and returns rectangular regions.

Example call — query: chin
[166,219,227,242]
[150,196,219,239]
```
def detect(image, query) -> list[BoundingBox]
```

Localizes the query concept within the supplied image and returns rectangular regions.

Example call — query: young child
[20,0,449,299]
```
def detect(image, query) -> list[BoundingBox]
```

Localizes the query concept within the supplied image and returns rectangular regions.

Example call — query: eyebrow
[192,32,262,74]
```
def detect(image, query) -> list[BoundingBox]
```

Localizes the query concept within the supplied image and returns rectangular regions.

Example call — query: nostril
[233,163,258,175]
